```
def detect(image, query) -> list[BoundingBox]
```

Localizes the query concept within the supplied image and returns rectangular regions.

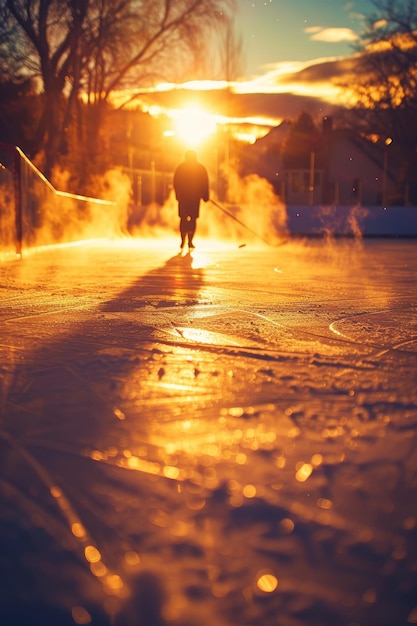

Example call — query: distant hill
[129,87,343,127]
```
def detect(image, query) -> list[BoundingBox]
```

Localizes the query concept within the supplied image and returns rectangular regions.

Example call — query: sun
[171,105,217,148]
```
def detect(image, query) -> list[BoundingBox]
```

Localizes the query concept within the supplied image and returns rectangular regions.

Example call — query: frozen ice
[0,236,416,626]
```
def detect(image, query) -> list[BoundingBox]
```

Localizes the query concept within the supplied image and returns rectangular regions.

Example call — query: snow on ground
[0,236,417,626]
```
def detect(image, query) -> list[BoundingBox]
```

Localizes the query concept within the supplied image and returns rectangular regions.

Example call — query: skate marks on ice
[1,240,417,625]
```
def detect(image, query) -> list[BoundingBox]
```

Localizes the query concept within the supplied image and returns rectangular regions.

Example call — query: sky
[235,0,375,79]
[130,1,383,145]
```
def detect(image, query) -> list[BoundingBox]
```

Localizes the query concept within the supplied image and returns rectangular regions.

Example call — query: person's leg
[187,217,196,248]
[179,217,187,248]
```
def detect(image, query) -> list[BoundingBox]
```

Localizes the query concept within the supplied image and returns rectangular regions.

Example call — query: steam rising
[210,165,288,244]
[0,168,16,257]
[89,168,131,238]
[16,165,133,248]
[130,164,288,246]
[3,149,374,259]
[8,153,290,250]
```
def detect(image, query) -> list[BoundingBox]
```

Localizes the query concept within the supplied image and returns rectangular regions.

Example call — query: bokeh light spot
[50,486,62,498]
[124,551,141,566]
[113,406,125,420]
[256,571,279,593]
[72,522,87,539]
[105,574,124,593]
[85,545,101,563]
[163,465,180,479]
[279,518,295,534]
[311,453,323,466]
[317,498,333,510]
[90,561,107,578]
[295,462,313,482]
[243,484,257,498]
[71,606,92,624]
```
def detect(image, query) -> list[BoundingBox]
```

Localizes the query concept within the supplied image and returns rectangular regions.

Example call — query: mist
[16,166,133,250]
[129,164,289,247]
[0,174,16,257]
[7,154,376,261]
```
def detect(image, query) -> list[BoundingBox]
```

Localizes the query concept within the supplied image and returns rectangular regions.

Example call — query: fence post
[13,147,23,256]
[309,151,315,205]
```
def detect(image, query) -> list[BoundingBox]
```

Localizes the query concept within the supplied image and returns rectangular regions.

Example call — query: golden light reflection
[227,479,240,493]
[85,545,101,563]
[186,497,206,511]
[317,498,333,510]
[104,574,124,593]
[91,449,106,461]
[279,518,295,534]
[311,453,323,466]
[90,561,107,577]
[113,406,126,420]
[288,426,301,439]
[47,476,125,597]
[256,571,279,593]
[163,465,180,479]
[169,519,191,537]
[323,425,344,439]
[188,250,212,269]
[50,485,62,498]
[242,484,257,498]
[71,522,87,539]
[167,326,241,346]
[124,550,141,566]
[150,509,170,528]
[71,606,92,625]
[123,455,161,475]
[295,462,313,483]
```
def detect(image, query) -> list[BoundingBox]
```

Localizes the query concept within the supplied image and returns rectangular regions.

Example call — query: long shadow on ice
[1,243,417,626]
[0,252,205,626]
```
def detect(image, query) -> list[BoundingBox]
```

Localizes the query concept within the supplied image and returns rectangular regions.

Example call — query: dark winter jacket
[174,155,209,219]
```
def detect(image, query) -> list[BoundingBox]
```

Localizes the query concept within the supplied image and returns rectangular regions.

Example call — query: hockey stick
[209,199,286,247]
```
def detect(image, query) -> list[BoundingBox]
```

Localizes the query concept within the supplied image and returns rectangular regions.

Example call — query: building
[241,117,400,207]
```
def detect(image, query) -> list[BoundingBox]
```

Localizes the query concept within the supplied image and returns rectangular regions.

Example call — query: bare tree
[210,14,244,199]
[0,0,235,179]
[345,0,417,200]
[0,0,89,175]
[215,14,244,83]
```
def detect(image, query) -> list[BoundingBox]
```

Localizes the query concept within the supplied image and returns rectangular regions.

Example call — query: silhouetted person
[173,149,209,250]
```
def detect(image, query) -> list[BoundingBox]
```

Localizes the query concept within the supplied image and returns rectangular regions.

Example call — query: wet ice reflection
[1,239,417,626]
[256,571,279,593]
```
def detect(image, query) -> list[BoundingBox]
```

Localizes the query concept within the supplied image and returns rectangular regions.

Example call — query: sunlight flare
[171,105,217,148]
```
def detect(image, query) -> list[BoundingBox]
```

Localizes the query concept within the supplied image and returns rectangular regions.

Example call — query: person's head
[185,149,197,163]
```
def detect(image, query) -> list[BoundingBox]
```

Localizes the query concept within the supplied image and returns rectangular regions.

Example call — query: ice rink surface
[1,236,417,626]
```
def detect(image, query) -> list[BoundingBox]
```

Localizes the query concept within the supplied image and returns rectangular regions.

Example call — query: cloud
[373,18,388,30]
[128,86,334,129]
[241,54,360,105]
[305,26,359,43]
[116,45,375,133]
[272,55,360,84]
[120,51,363,134]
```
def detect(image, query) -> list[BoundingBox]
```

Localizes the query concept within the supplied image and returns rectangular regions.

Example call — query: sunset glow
[170,105,218,148]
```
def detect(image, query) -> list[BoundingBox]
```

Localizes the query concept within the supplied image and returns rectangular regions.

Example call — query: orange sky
[113,51,360,146]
